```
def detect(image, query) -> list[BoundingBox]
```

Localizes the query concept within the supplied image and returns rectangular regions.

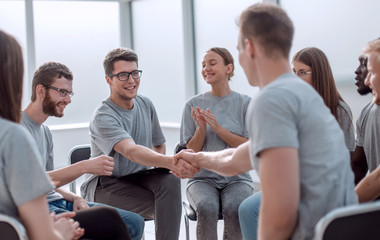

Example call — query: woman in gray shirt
[292,47,355,151]
[0,30,81,240]
[180,47,253,240]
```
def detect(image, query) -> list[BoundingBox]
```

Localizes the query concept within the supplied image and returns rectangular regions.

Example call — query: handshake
[170,148,202,179]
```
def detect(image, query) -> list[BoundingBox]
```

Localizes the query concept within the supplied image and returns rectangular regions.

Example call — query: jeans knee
[196,201,219,218]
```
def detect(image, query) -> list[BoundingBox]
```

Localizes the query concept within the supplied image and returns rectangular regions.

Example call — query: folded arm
[351,145,368,185]
[355,167,380,203]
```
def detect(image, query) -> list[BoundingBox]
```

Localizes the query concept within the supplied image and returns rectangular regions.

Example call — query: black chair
[0,214,26,240]
[68,144,153,240]
[68,144,91,194]
[314,201,380,240]
[174,142,223,240]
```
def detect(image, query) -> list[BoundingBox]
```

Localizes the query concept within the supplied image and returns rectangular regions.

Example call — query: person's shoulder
[359,101,375,117]
[186,92,207,102]
[230,91,251,103]
[0,118,32,143]
[135,94,151,103]
[135,94,155,108]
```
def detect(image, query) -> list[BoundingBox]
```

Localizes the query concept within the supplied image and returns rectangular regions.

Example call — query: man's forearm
[198,141,253,176]
[48,163,85,188]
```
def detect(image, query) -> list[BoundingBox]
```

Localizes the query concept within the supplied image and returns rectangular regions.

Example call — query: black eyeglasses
[108,70,142,81]
[43,85,74,97]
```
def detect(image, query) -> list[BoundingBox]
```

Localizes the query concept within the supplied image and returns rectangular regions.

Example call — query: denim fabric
[187,181,253,240]
[49,199,144,240]
[238,191,261,240]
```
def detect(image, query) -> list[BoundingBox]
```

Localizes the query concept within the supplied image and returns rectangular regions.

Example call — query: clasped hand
[172,149,201,179]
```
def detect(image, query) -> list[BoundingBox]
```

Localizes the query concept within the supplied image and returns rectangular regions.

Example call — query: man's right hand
[171,149,201,178]
[84,155,114,176]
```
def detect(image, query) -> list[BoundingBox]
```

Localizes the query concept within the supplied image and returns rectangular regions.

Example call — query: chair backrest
[314,201,380,240]
[0,214,26,240]
[174,141,187,154]
[69,144,91,165]
[68,144,91,193]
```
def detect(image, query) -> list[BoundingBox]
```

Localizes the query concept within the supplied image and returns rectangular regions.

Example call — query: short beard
[357,85,372,96]
[42,92,63,117]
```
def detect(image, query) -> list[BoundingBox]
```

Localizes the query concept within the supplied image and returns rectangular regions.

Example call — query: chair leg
[184,214,190,240]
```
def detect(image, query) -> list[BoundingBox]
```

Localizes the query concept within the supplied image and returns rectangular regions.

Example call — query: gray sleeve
[180,101,196,146]
[251,89,299,157]
[355,103,371,147]
[90,112,131,156]
[242,96,251,139]
[338,103,355,151]
[46,126,54,171]
[6,126,54,206]
[149,101,166,146]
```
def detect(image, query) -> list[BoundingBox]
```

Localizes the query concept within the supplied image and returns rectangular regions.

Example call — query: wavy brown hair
[292,47,352,124]
[0,30,24,123]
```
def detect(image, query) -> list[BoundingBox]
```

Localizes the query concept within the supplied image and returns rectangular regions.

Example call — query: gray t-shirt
[247,73,358,240]
[356,101,380,172]
[0,117,54,221]
[180,91,253,188]
[337,100,355,151]
[81,96,165,201]
[21,112,63,202]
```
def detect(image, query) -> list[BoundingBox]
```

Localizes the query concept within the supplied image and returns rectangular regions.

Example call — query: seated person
[292,47,355,151]
[354,39,380,203]
[22,61,145,240]
[180,47,253,240]
[81,47,199,240]
[0,29,82,240]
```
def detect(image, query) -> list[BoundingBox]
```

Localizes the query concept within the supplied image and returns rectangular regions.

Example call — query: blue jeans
[49,199,144,240]
[187,181,253,240]
[238,191,261,240]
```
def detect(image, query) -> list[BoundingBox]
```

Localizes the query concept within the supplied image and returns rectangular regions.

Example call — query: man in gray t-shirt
[22,61,145,240]
[354,39,380,202]
[351,40,380,185]
[175,3,357,239]
[81,48,199,240]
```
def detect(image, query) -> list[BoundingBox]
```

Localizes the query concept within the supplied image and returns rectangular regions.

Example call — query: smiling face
[365,53,380,105]
[201,51,232,85]
[107,60,140,109]
[354,55,372,95]
[42,76,72,117]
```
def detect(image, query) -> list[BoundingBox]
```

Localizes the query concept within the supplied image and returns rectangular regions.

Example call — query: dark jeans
[95,169,181,240]
[49,200,134,240]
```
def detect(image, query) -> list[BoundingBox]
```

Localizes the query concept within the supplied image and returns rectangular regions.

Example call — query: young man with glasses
[81,47,199,240]
[22,61,145,240]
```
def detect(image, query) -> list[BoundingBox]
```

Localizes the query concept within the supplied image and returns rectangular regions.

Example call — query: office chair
[174,142,223,240]
[314,201,380,240]
[0,214,26,240]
